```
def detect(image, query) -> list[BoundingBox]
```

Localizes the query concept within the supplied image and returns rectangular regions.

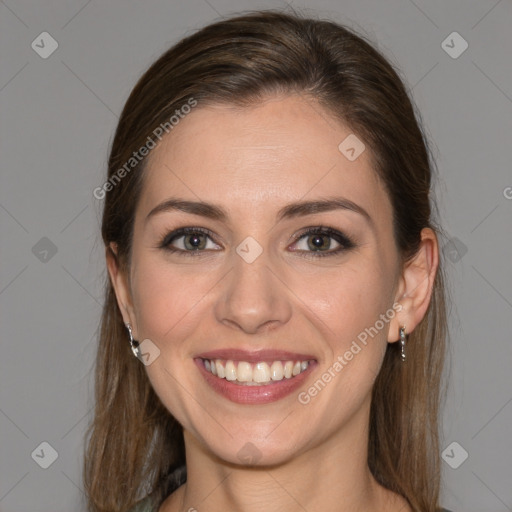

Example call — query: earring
[399,325,407,362]
[126,323,141,359]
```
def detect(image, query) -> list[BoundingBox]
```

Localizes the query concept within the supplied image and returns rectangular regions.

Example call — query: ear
[106,242,138,336]
[387,227,439,343]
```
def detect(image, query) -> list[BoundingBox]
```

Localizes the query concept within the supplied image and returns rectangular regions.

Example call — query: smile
[194,349,317,404]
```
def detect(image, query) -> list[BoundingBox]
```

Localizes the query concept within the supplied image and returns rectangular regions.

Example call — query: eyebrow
[146,197,374,230]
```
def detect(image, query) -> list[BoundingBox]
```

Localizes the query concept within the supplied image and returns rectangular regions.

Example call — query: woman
[84,9,452,512]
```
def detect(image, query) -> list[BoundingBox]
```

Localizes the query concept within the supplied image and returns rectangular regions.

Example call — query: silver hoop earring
[126,323,141,359]
[399,325,407,362]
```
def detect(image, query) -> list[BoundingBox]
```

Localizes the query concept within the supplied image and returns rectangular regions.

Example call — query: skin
[107,94,438,512]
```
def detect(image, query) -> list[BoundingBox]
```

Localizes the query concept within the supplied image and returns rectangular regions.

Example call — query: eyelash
[158,226,355,258]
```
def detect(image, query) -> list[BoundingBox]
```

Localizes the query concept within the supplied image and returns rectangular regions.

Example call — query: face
[110,94,408,466]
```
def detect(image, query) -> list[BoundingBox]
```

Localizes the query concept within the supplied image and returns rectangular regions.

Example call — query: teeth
[203,358,311,384]
[284,361,293,379]
[225,360,237,381]
[253,362,270,383]
[237,361,252,382]
[215,360,225,378]
[270,361,283,381]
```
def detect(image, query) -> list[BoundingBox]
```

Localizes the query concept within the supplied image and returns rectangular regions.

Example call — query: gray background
[1,1,511,511]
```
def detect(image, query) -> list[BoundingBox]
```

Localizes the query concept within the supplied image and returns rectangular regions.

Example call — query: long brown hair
[84,9,449,512]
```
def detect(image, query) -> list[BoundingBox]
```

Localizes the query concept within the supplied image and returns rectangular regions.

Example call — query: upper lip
[195,349,317,363]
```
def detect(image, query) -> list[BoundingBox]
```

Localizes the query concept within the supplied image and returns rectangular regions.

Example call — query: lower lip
[195,359,316,405]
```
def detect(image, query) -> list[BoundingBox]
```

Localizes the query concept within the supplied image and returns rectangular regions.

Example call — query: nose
[214,248,292,335]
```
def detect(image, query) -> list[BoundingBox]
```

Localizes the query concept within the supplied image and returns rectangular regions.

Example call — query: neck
[162,398,408,512]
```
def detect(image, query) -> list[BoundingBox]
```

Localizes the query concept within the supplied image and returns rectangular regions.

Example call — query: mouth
[194,349,317,404]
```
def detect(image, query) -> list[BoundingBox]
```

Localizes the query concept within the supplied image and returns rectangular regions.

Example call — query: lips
[194,349,317,404]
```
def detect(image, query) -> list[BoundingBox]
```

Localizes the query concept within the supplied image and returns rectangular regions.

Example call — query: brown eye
[306,233,336,251]
[290,227,355,257]
[160,227,221,254]
[182,233,207,250]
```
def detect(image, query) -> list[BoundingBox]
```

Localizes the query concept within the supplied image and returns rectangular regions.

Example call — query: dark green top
[128,496,155,512]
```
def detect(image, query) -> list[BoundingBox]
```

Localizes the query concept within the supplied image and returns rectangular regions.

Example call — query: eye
[158,226,355,258]
[159,227,221,254]
[290,227,355,257]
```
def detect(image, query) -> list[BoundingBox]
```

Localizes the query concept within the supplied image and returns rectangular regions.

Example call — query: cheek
[291,258,393,342]
[130,255,215,343]
[129,256,217,426]
[293,269,391,414]
[288,256,395,402]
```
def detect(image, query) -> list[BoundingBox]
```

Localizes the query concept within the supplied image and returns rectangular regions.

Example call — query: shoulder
[128,465,186,512]
[127,495,157,512]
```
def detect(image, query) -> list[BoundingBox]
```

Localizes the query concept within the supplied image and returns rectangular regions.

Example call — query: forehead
[137,94,391,228]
